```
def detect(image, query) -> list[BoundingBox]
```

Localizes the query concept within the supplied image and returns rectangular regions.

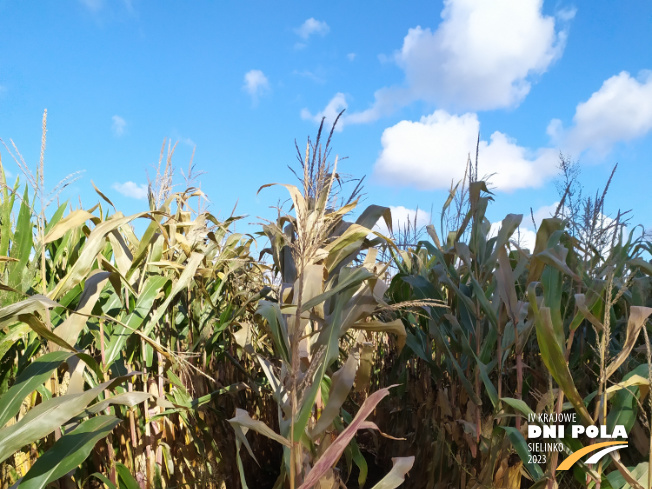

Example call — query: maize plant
[228,119,416,488]
[1,113,652,489]
[0,134,265,488]
[376,178,652,489]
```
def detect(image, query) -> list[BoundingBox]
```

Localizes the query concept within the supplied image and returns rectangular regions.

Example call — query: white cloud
[550,71,652,157]
[112,181,148,200]
[495,224,537,252]
[346,88,413,125]
[112,115,126,137]
[243,69,270,104]
[369,70,652,195]
[293,69,325,84]
[302,90,411,129]
[295,18,329,40]
[300,92,348,131]
[373,110,559,191]
[78,0,103,11]
[347,53,356,61]
[309,0,570,125]
[395,0,568,111]
[556,7,577,22]
[515,227,538,252]
[374,206,431,237]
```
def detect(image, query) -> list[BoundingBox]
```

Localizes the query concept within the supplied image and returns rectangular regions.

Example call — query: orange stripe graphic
[557,441,627,471]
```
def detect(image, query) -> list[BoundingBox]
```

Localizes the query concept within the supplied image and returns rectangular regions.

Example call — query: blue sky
[1,0,651,245]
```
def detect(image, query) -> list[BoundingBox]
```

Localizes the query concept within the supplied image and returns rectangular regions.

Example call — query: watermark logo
[527,412,628,470]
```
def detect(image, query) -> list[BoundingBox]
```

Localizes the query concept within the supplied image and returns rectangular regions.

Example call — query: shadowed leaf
[18,416,120,489]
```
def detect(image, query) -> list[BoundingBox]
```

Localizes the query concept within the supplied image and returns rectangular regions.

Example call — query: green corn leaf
[0,173,18,271]
[501,426,545,481]
[49,271,111,351]
[531,302,593,425]
[8,186,33,291]
[50,212,151,300]
[256,301,290,363]
[19,313,77,352]
[0,351,72,427]
[87,473,117,489]
[84,391,152,415]
[301,267,373,312]
[43,202,68,236]
[0,375,132,463]
[0,322,30,364]
[145,252,204,336]
[607,364,651,434]
[18,415,120,489]
[500,397,535,419]
[298,386,396,489]
[349,438,368,488]
[292,302,343,442]
[103,274,169,367]
[324,224,374,272]
[116,462,141,489]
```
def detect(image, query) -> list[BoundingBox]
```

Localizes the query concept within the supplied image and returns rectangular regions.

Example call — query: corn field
[0,114,651,489]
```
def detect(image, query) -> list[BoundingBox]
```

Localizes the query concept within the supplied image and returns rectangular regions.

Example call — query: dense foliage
[0,117,651,489]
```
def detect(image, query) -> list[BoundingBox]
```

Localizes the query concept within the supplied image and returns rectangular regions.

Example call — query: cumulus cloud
[306,0,571,126]
[112,181,148,200]
[295,18,329,40]
[371,70,652,195]
[373,110,558,191]
[301,89,412,130]
[374,206,431,237]
[392,0,568,111]
[346,88,414,125]
[112,115,126,137]
[300,92,348,130]
[549,71,652,157]
[243,70,270,104]
[303,0,570,125]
